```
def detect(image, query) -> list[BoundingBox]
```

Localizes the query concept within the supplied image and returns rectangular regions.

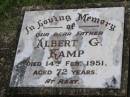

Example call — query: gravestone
[9,4,129,97]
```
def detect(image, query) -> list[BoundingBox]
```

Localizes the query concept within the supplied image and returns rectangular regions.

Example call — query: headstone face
[10,6,128,96]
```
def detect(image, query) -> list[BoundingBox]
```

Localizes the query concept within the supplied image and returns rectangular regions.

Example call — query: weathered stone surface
[0,1,130,97]
[10,7,124,89]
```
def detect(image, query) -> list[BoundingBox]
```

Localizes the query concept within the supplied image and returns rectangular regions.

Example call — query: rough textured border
[9,2,130,97]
